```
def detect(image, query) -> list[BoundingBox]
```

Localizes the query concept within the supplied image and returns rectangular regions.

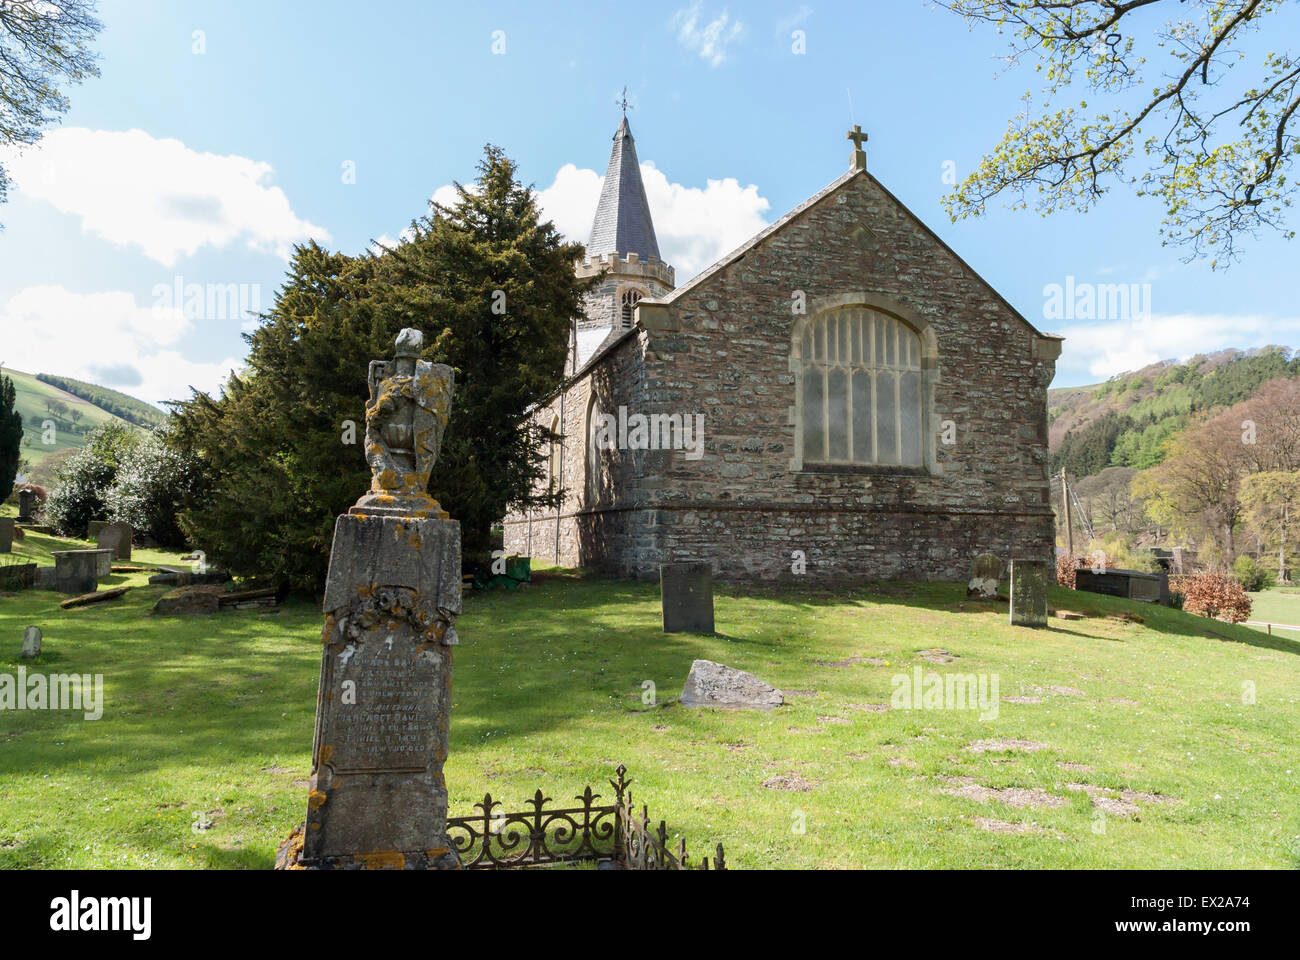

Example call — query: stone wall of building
[502,332,651,568]
[507,169,1059,582]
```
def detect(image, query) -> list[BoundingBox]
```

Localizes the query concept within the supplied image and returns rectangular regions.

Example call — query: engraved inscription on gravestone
[328,647,439,773]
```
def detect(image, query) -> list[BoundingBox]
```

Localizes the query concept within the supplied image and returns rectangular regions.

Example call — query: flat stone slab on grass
[966,738,1051,754]
[971,816,1044,835]
[761,773,813,792]
[939,776,1067,809]
[59,586,129,609]
[148,567,232,587]
[152,585,227,616]
[815,655,887,667]
[680,659,783,710]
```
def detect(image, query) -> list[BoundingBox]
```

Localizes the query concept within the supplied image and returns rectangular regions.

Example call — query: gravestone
[0,562,36,590]
[966,553,1003,599]
[16,489,36,523]
[86,520,109,542]
[660,561,715,633]
[1009,559,1051,627]
[680,659,783,710]
[96,522,133,561]
[21,626,41,659]
[286,329,462,871]
[51,550,100,594]
[0,516,13,553]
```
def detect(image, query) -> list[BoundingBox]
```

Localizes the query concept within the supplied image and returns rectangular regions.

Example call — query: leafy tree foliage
[1231,554,1276,592]
[103,427,200,548]
[1053,348,1299,478]
[43,422,136,537]
[0,0,101,219]
[1170,573,1252,622]
[941,0,1299,265]
[1239,470,1300,580]
[1135,377,1300,564]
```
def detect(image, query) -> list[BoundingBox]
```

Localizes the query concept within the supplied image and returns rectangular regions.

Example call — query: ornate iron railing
[446,765,725,870]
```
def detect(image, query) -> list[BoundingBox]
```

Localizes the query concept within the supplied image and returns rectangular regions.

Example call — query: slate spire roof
[586,116,661,261]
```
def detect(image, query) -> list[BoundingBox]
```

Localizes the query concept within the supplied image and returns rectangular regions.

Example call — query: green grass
[1,570,1298,869]
[3,527,188,571]
[1248,587,1300,642]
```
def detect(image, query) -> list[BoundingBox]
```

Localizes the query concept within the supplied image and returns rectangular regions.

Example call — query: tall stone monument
[283,329,462,870]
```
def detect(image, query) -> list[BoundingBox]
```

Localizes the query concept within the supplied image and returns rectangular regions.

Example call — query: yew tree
[171,146,592,590]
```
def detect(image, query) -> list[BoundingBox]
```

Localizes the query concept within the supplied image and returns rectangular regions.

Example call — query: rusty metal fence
[446,765,725,870]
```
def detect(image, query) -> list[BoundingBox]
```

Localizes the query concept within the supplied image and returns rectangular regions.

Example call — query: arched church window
[797,308,924,468]
[620,289,642,329]
[585,393,603,505]
[548,414,561,492]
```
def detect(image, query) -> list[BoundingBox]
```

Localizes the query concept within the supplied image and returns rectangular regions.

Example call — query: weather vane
[618,86,632,114]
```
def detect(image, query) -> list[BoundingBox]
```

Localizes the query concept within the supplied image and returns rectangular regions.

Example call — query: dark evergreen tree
[172,145,593,590]
[0,373,22,501]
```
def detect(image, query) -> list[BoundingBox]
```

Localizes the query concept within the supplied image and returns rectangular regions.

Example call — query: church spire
[586,115,661,262]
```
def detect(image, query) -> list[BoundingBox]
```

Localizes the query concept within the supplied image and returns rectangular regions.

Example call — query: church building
[502,117,1063,581]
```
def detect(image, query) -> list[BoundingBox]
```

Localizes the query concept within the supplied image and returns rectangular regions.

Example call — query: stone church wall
[507,171,1058,582]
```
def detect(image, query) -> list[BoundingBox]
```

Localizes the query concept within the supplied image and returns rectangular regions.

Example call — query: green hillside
[4,368,146,469]
[1048,346,1300,479]
[35,373,166,430]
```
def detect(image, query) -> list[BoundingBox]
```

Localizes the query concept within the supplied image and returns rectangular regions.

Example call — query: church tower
[572,115,674,370]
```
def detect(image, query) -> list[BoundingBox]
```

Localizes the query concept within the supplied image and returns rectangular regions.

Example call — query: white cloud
[671,3,745,66]
[0,285,242,407]
[639,162,770,277]
[535,164,603,245]
[3,128,329,266]
[1057,313,1300,380]
[530,162,770,278]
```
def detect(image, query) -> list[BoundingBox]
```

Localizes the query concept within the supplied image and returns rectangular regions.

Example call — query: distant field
[5,368,134,466]
[1249,587,1300,641]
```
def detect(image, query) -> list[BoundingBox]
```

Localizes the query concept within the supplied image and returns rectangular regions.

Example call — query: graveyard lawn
[1,569,1298,869]
[2,526,187,570]
[1248,587,1300,641]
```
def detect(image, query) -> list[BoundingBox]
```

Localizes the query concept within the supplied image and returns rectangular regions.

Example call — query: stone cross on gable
[847,124,868,171]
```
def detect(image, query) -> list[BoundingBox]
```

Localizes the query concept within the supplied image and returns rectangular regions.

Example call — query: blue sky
[2,0,1297,406]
